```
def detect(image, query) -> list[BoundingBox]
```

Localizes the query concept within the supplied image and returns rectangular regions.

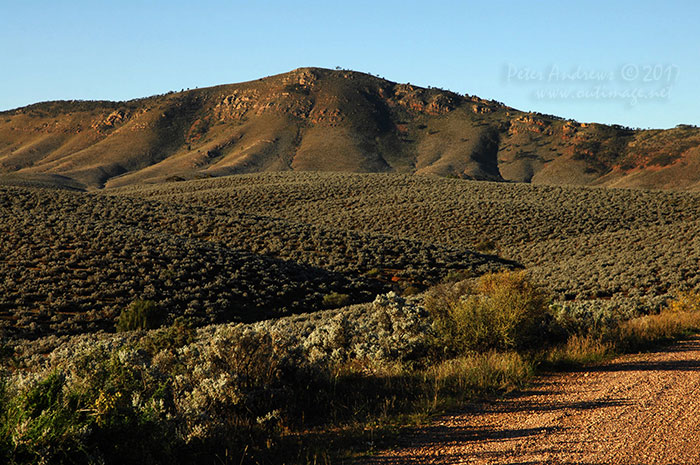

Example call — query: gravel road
[363,337,700,464]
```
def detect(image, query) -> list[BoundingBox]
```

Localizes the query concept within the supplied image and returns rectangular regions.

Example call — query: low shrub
[547,292,700,367]
[0,353,176,464]
[425,271,552,354]
[666,291,700,313]
[545,334,613,367]
[116,300,163,332]
[475,238,497,253]
[429,351,533,401]
[0,372,89,463]
[139,317,195,354]
[322,292,351,308]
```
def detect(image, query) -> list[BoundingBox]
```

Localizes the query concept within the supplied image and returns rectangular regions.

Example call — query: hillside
[2,67,700,190]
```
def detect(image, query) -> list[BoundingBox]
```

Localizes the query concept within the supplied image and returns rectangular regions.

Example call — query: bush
[116,300,163,332]
[322,292,351,308]
[617,301,700,351]
[667,291,700,313]
[547,293,700,367]
[139,317,195,354]
[425,271,552,354]
[0,353,176,464]
[430,351,533,397]
[0,372,92,463]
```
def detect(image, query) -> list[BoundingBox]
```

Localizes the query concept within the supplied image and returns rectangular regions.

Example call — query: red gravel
[363,337,700,464]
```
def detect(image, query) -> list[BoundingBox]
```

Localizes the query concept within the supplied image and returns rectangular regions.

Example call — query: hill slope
[2,67,700,189]
[0,180,512,340]
[116,172,700,304]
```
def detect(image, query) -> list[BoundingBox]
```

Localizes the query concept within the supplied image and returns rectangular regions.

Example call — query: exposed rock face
[472,104,493,114]
[91,109,129,132]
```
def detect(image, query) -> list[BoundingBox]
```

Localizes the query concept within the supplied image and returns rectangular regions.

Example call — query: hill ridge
[1,67,700,190]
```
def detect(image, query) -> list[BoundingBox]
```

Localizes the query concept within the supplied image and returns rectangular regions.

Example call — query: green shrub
[442,269,474,283]
[0,352,176,465]
[400,284,421,296]
[116,300,163,332]
[322,292,351,308]
[364,267,381,277]
[0,344,13,364]
[139,318,195,354]
[0,379,7,463]
[0,372,91,463]
[425,271,552,354]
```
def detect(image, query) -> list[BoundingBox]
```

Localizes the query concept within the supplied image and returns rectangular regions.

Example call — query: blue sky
[1,0,698,128]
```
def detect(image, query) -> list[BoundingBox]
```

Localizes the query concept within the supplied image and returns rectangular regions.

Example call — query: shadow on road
[359,338,700,464]
[583,359,700,372]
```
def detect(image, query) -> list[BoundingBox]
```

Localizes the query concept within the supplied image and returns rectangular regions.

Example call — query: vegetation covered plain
[2,172,700,463]
[117,172,700,304]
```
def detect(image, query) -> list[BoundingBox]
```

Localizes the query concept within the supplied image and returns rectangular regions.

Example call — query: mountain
[2,67,700,190]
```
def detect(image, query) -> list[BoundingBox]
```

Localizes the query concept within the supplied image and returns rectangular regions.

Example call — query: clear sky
[1,0,698,128]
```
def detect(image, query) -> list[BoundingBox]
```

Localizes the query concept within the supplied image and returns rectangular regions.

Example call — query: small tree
[116,300,162,332]
[425,271,552,354]
[322,292,351,308]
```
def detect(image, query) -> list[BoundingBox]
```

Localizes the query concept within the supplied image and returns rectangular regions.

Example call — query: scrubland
[2,172,700,463]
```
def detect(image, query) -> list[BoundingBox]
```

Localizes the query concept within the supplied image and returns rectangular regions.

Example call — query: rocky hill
[2,67,700,190]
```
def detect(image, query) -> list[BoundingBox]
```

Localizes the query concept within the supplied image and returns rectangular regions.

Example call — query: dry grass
[618,306,700,350]
[546,334,613,367]
[429,351,533,398]
[548,294,700,368]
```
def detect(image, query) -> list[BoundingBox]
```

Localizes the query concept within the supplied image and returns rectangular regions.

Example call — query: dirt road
[364,337,700,464]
